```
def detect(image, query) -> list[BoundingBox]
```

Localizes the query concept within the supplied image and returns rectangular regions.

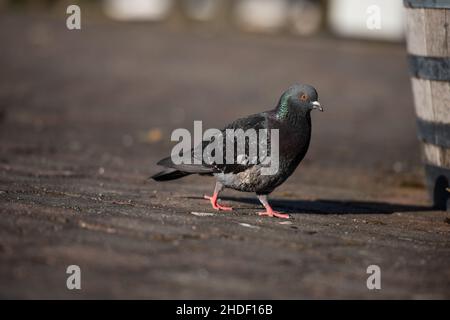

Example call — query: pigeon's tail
[151,168,191,181]
[151,155,215,181]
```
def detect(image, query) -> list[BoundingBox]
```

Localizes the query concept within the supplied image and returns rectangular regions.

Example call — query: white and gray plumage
[152,84,323,218]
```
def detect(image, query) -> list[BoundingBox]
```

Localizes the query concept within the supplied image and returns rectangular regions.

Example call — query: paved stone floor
[0,12,449,299]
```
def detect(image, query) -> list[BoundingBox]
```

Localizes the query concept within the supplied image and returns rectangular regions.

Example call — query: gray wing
[157,112,274,174]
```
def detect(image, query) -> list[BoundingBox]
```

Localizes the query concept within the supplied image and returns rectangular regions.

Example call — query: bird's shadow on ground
[188,196,432,214]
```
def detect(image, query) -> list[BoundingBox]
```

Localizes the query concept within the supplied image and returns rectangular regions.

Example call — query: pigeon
[151,84,323,218]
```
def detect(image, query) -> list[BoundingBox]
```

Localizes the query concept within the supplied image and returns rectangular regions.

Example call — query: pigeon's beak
[311,101,323,112]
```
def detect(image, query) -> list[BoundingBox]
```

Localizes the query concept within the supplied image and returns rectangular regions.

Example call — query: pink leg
[204,182,232,211]
[257,194,289,219]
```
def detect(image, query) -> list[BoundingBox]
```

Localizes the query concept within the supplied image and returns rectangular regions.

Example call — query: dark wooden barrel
[404,0,450,210]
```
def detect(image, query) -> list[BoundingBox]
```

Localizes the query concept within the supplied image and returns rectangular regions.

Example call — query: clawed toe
[258,211,290,219]
[215,204,233,211]
[204,194,233,211]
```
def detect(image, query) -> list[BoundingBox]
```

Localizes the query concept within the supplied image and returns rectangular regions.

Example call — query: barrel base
[425,164,450,210]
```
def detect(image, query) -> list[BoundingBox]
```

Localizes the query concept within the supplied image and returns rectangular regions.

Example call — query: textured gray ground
[0,12,449,299]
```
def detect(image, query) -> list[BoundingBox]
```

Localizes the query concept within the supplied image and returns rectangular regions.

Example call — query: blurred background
[0,0,406,39]
[0,0,421,187]
[3,0,445,299]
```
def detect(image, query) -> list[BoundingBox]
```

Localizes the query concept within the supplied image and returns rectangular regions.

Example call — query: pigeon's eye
[299,94,308,102]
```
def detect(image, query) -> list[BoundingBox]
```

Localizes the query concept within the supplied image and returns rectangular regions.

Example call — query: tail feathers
[157,156,174,167]
[156,156,214,174]
[151,169,191,181]
[152,156,215,181]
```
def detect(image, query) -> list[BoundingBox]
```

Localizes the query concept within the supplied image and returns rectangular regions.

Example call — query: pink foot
[204,195,233,211]
[258,209,290,219]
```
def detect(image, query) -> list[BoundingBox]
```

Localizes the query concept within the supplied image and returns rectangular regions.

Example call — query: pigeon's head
[276,84,323,119]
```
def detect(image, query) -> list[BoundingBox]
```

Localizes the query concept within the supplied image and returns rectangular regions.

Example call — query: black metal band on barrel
[404,0,450,9]
[425,163,450,177]
[408,55,450,81]
[417,118,450,148]
[424,164,450,210]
